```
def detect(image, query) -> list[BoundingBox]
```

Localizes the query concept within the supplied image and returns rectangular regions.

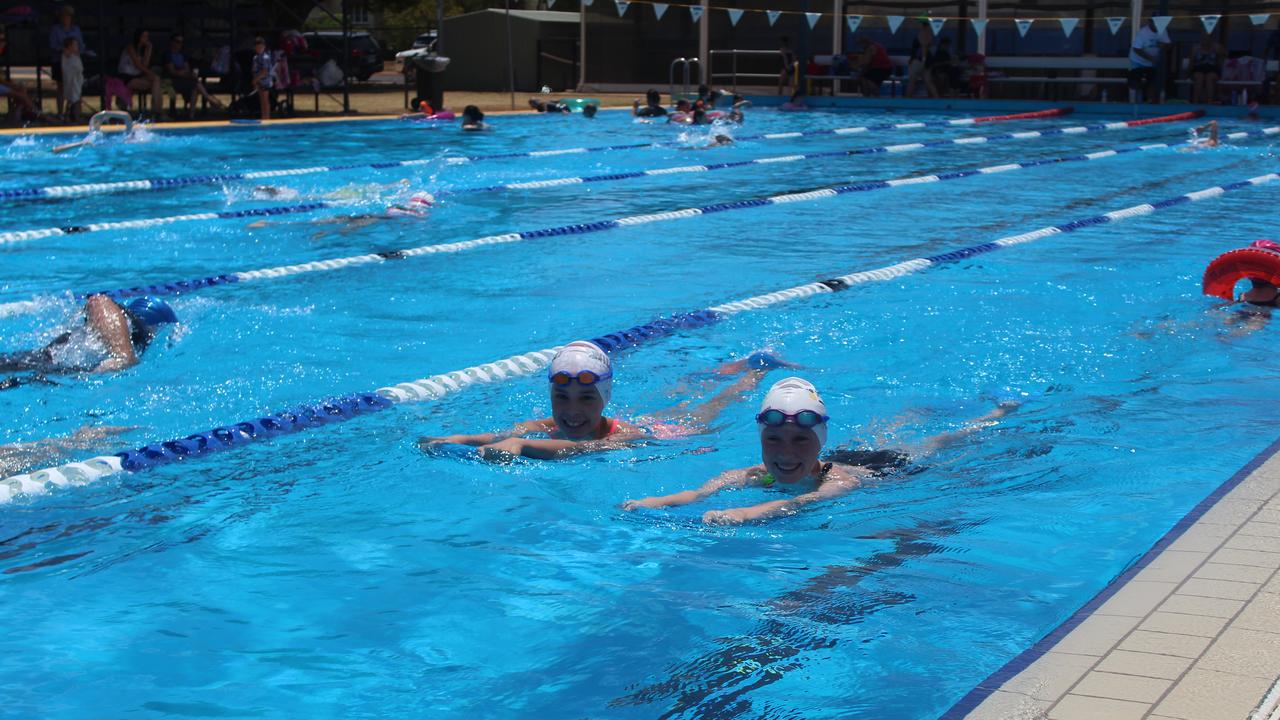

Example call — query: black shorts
[824,448,916,477]
[864,67,890,85]
[52,62,63,82]
[1127,66,1155,88]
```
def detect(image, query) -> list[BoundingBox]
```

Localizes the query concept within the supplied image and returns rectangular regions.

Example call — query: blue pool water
[1,107,1278,719]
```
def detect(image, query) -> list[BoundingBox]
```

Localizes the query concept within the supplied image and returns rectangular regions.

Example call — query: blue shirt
[49,24,88,59]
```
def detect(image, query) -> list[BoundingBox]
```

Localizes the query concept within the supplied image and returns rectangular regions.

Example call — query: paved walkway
[955,441,1280,719]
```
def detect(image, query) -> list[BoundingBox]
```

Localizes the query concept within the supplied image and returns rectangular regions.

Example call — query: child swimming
[622,377,1015,524]
[418,340,794,461]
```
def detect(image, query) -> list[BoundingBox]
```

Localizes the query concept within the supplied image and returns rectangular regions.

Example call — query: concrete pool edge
[943,436,1280,719]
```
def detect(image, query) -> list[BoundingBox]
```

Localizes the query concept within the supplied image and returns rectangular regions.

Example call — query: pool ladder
[669,57,700,100]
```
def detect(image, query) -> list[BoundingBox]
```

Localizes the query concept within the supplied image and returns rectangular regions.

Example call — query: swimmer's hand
[94,356,131,373]
[477,438,525,463]
[620,497,666,511]
[702,508,749,525]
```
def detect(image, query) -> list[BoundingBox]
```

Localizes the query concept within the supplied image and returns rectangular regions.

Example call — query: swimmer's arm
[703,473,860,525]
[621,468,754,510]
[417,419,551,448]
[85,295,138,372]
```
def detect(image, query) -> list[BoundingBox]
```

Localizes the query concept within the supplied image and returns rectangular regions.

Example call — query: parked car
[301,31,384,81]
[410,31,437,52]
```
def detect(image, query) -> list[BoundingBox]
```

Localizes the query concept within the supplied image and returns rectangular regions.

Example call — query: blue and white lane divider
[0,123,1227,317]
[2,115,1260,249]
[0,107,1138,205]
[3,168,1276,505]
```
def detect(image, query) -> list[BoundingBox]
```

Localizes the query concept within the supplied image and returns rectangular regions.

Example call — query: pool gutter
[944,436,1280,719]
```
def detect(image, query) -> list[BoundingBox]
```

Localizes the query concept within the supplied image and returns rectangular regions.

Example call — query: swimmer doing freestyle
[0,295,177,389]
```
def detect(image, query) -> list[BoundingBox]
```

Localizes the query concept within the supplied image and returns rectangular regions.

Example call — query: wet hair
[645,88,661,105]
[462,104,484,123]
[675,99,691,111]
[133,29,148,46]
[582,103,597,118]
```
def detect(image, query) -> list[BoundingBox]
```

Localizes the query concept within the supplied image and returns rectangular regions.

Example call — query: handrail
[709,49,784,92]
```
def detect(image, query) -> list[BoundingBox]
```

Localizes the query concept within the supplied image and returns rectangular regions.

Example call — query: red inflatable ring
[1202,240,1280,300]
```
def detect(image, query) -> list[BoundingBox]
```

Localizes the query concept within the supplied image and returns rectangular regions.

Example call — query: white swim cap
[759,376,828,446]
[548,340,612,405]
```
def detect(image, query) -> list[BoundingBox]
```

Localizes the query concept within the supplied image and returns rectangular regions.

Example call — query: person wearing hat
[0,294,178,386]
[622,377,1015,524]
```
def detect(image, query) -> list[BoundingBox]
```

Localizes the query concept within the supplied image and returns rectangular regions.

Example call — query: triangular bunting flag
[651,2,667,19]
[886,15,904,33]
[928,17,945,35]
[970,18,987,35]
[766,10,781,26]
[805,12,821,29]
[1152,15,1172,34]
[614,0,628,16]
[1105,16,1125,34]
[548,0,556,7]
[846,15,861,33]
[1059,17,1079,36]
[689,5,703,22]
[727,7,743,26]
[1250,14,1270,26]
[1200,15,1219,33]
[582,0,593,7]
[1014,18,1033,37]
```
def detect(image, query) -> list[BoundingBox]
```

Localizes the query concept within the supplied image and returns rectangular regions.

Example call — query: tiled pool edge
[943,435,1280,720]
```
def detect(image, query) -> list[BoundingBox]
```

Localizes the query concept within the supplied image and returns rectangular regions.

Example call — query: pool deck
[951,438,1280,720]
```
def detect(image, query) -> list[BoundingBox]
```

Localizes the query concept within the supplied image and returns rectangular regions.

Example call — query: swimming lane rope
[0,112,1242,249]
[0,114,1226,316]
[3,167,1276,505]
[0,107,1082,204]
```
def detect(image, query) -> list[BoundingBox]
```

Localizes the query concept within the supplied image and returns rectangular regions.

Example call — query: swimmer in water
[418,341,797,462]
[633,89,668,118]
[0,295,178,388]
[0,425,135,476]
[248,188,433,235]
[1186,120,1220,149]
[461,105,487,131]
[622,377,1016,524]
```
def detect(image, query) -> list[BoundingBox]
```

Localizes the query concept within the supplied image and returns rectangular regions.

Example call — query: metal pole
[697,0,709,84]
[98,0,108,111]
[342,0,351,113]
[831,0,841,93]
[506,0,516,109]
[977,0,988,55]
[437,0,445,55]
[578,0,586,90]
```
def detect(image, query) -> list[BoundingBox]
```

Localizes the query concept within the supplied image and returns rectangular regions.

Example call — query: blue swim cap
[125,296,178,328]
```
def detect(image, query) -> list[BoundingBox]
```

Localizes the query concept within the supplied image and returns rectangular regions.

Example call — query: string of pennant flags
[551,0,1272,38]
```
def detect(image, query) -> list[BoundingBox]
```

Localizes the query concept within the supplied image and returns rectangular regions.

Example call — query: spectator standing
[1128,18,1171,103]
[778,36,796,95]
[49,6,92,117]
[251,36,273,120]
[60,37,83,121]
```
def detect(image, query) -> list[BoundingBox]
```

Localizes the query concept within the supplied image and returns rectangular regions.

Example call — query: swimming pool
[1,106,1277,719]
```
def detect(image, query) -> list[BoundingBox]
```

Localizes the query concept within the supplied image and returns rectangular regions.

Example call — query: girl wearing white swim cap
[418,345,797,462]
[623,378,1018,525]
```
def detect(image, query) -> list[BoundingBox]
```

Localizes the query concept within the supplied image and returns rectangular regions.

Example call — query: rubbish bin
[397,48,450,111]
